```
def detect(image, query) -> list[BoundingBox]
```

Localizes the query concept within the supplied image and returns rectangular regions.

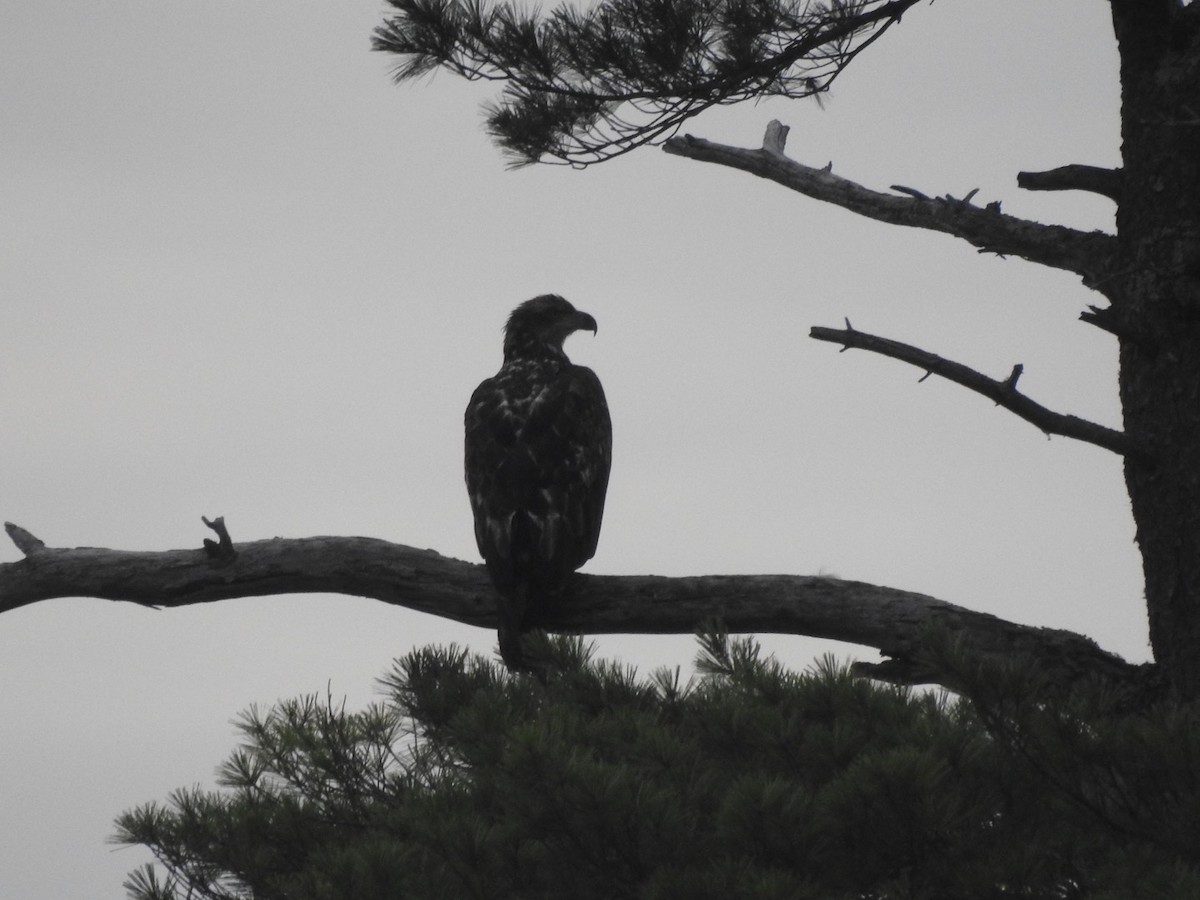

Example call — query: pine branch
[0,520,1143,696]
[1017,164,1123,202]
[662,121,1117,288]
[809,321,1139,459]
[374,0,925,164]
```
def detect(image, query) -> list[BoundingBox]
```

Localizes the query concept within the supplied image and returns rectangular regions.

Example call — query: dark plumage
[464,295,612,671]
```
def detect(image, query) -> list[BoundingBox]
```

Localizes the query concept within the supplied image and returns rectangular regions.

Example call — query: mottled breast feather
[464,356,612,599]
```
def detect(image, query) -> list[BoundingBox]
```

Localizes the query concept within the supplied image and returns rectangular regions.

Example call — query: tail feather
[497,582,530,671]
[496,582,557,680]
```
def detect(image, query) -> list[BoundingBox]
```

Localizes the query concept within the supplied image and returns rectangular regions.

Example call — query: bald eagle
[465,295,612,671]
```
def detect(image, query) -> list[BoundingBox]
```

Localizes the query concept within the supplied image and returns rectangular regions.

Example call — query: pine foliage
[371,0,923,164]
[114,635,1200,898]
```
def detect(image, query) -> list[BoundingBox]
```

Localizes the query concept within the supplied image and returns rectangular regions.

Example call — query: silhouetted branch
[663,121,1117,289]
[1017,164,1123,202]
[374,0,924,164]
[809,322,1139,459]
[0,520,1143,696]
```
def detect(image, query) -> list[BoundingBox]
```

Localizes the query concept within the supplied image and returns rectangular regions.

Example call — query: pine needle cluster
[371,0,923,164]
[115,635,1200,899]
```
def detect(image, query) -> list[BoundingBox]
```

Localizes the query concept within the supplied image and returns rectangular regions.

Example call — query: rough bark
[1107,4,1200,697]
[0,521,1141,696]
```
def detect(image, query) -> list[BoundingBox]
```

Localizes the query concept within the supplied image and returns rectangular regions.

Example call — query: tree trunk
[1112,5,1200,697]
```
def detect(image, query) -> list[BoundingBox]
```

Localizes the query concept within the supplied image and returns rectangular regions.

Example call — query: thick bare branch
[662,121,1116,288]
[0,522,1142,695]
[809,323,1139,459]
[1017,164,1123,202]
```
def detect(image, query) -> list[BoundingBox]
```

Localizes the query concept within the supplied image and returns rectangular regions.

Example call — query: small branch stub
[5,522,46,557]
[1017,164,1123,203]
[891,184,930,200]
[1003,364,1024,392]
[201,516,236,565]
[762,119,790,155]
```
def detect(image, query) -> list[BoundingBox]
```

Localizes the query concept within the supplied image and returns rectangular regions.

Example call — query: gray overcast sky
[2,2,1137,897]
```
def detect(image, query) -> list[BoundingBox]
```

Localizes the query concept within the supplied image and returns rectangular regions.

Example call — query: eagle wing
[465,362,612,596]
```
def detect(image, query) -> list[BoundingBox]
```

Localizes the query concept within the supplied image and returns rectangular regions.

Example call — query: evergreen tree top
[115,636,1200,899]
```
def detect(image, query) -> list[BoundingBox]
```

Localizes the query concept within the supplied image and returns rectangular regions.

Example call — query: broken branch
[1017,164,1123,202]
[201,515,237,564]
[663,121,1116,289]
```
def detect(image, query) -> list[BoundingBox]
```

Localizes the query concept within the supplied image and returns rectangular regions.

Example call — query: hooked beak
[573,311,598,335]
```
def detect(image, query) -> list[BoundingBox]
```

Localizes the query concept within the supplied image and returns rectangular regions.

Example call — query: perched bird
[465,295,612,671]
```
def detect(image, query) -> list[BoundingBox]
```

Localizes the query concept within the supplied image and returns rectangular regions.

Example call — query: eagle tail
[497,582,532,672]
[498,581,563,679]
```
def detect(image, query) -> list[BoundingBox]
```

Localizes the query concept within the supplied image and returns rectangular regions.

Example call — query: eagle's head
[503,294,598,362]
